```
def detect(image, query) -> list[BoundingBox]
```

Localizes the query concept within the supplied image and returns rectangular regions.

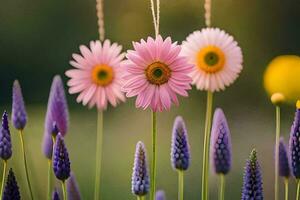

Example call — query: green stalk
[150,111,157,200]
[297,180,300,200]
[274,106,280,200]
[219,174,225,200]
[47,159,52,200]
[284,178,288,200]
[61,181,67,200]
[201,91,214,200]
[19,130,34,200]
[178,170,184,200]
[0,160,7,198]
[94,111,103,200]
[137,196,145,200]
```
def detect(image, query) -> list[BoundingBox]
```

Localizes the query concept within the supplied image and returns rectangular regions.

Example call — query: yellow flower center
[145,61,171,85]
[91,64,114,86]
[197,46,225,73]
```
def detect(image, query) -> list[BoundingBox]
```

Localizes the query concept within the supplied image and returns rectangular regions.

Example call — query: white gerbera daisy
[181,28,243,92]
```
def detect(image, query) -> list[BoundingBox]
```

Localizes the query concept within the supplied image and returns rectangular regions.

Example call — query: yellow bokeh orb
[264,55,300,104]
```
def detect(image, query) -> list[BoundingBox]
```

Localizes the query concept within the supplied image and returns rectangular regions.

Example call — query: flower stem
[137,196,145,200]
[296,180,300,200]
[219,174,225,200]
[274,106,280,200]
[150,111,157,200]
[19,130,34,200]
[94,110,103,200]
[61,181,67,200]
[47,159,52,200]
[0,160,7,198]
[201,91,214,200]
[178,170,184,200]
[284,178,288,200]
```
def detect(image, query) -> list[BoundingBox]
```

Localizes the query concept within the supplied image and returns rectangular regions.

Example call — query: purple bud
[53,134,71,181]
[131,141,150,196]
[3,168,20,200]
[52,122,60,137]
[155,190,166,200]
[66,172,81,200]
[12,80,27,130]
[289,107,300,179]
[42,133,53,159]
[45,75,69,137]
[171,116,190,171]
[241,149,264,200]
[52,188,60,200]
[210,108,232,175]
[278,137,290,178]
[0,111,12,160]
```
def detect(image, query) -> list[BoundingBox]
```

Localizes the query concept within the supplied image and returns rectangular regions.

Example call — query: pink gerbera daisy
[122,36,193,112]
[65,40,126,110]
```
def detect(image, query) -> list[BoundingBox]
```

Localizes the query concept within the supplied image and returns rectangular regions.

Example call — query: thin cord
[150,0,158,36]
[96,0,105,41]
[204,0,211,27]
[156,0,160,36]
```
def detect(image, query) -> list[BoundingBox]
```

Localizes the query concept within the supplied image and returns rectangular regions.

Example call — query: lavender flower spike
[2,168,21,200]
[53,133,71,181]
[52,188,60,200]
[278,137,290,178]
[42,122,61,159]
[155,190,166,200]
[45,75,69,137]
[241,149,264,200]
[210,108,232,175]
[131,141,150,196]
[171,116,190,171]
[0,111,12,160]
[289,101,300,179]
[67,172,81,200]
[12,80,27,130]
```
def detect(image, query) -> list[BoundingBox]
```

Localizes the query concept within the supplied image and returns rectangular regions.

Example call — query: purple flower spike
[3,168,20,200]
[45,75,69,137]
[155,190,166,200]
[53,133,71,181]
[289,104,300,179]
[241,149,264,200]
[12,80,27,130]
[210,108,232,175]
[52,188,60,200]
[42,133,53,159]
[52,122,60,137]
[171,116,190,171]
[67,172,81,200]
[131,141,150,196]
[0,111,12,160]
[278,137,290,178]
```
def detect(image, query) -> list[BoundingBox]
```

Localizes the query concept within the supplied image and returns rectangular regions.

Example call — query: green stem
[0,160,7,198]
[19,130,34,200]
[284,178,288,200]
[47,159,52,200]
[274,106,280,200]
[178,170,184,200]
[150,111,157,200]
[94,111,103,200]
[219,174,225,200]
[297,180,300,200]
[201,91,214,200]
[137,196,145,200]
[61,181,67,200]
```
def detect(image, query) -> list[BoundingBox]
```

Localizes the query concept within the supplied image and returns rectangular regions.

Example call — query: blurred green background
[1,0,300,199]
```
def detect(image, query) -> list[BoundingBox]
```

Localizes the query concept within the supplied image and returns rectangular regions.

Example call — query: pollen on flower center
[91,64,114,86]
[145,62,171,85]
[197,46,225,73]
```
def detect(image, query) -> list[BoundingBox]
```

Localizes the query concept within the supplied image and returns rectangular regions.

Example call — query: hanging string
[204,0,211,27]
[96,0,105,41]
[150,0,160,37]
